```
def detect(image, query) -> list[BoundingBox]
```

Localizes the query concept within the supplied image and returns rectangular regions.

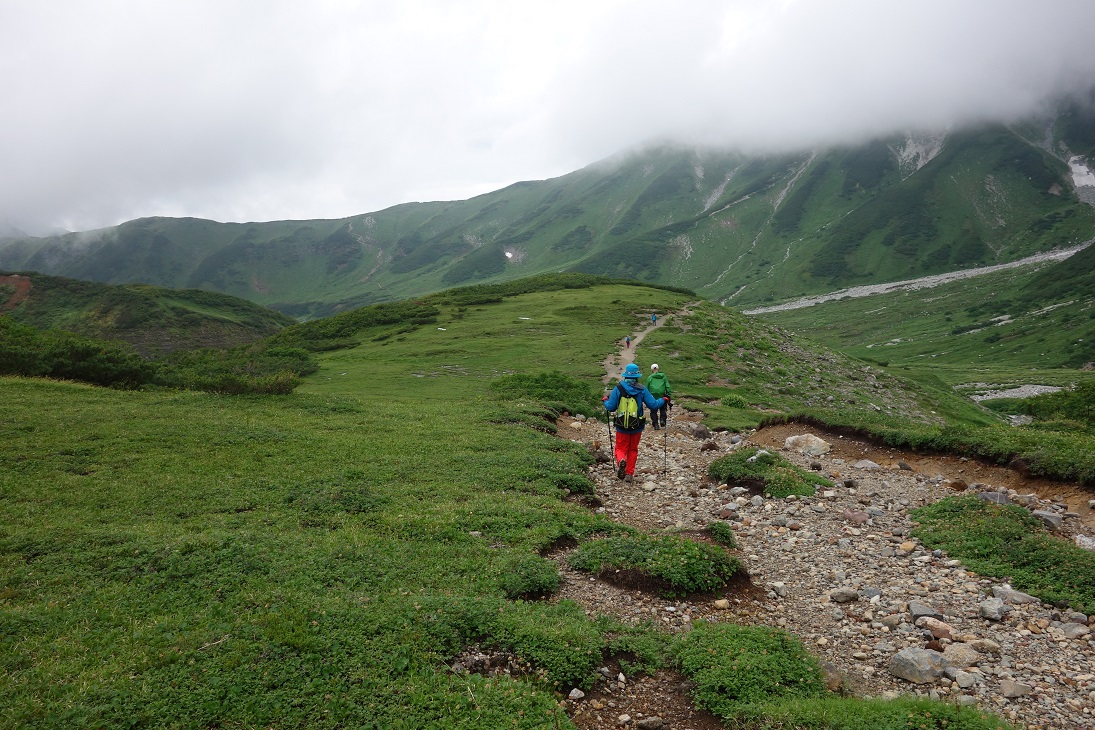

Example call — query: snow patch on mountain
[892,132,947,177]
[1070,156,1095,187]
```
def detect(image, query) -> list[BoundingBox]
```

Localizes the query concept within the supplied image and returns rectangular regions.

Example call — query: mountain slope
[1,102,1093,317]
[0,270,295,355]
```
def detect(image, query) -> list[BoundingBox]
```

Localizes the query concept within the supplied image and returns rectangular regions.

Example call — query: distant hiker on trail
[625,335,631,348]
[652,313,657,325]
[646,363,672,430]
[602,363,669,482]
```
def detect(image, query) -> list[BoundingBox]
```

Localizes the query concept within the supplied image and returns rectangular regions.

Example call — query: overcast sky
[2,0,1094,234]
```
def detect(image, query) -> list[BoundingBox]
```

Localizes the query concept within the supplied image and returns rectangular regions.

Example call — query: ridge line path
[555,322,1095,730]
[602,305,696,385]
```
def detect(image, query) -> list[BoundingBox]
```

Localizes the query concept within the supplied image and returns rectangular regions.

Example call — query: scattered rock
[829,587,860,603]
[854,459,881,470]
[1031,509,1063,530]
[942,643,981,668]
[784,434,831,456]
[888,648,947,684]
[979,598,1012,621]
[992,584,1041,605]
[1000,679,1034,698]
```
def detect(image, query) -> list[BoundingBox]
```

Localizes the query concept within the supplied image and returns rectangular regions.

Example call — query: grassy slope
[0,269,295,356]
[1,278,1030,728]
[754,257,1095,376]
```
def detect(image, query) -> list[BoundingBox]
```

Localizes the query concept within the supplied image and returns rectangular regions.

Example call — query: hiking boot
[617,460,627,480]
[626,474,634,484]
[652,424,659,430]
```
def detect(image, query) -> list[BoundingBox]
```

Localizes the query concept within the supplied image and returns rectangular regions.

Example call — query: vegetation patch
[567,533,742,597]
[708,446,832,498]
[675,622,1008,729]
[911,495,1095,613]
[489,370,601,418]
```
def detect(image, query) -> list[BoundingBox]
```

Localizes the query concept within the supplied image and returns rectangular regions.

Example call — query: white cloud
[1,0,1093,234]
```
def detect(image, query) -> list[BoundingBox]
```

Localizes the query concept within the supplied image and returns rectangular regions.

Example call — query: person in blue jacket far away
[602,363,669,482]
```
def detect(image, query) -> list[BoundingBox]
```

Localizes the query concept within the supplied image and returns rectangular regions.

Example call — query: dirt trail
[601,307,693,385]
[558,320,1095,730]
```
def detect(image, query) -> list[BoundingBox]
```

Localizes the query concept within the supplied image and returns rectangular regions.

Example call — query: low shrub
[911,495,1095,613]
[720,392,750,408]
[706,521,739,548]
[490,370,601,418]
[567,533,742,597]
[707,447,832,498]
[729,695,1012,729]
[498,553,560,600]
[675,622,826,716]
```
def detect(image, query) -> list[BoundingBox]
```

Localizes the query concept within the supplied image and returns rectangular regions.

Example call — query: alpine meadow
[2,96,1095,729]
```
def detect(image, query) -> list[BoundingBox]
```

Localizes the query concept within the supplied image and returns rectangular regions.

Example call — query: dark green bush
[567,534,742,597]
[706,521,739,548]
[675,622,826,716]
[498,553,560,600]
[912,495,1095,613]
[0,316,155,388]
[707,447,831,498]
[490,370,601,418]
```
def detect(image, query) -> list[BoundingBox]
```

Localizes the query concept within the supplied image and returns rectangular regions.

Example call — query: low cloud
[2,0,1093,234]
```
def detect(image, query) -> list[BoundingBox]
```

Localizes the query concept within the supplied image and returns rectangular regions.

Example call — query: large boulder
[784,434,831,456]
[888,648,947,684]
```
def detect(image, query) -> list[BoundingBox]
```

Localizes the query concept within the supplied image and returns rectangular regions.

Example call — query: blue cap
[622,363,641,379]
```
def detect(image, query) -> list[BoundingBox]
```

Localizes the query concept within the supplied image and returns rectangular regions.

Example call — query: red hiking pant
[614,431,642,475]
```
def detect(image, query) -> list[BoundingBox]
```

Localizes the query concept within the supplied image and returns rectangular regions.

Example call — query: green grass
[911,496,1095,613]
[674,622,1012,729]
[0,276,1039,728]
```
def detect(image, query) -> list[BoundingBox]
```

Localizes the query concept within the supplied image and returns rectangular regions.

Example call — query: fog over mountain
[2,0,1094,235]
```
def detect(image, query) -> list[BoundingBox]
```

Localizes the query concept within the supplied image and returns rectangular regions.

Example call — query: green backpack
[613,384,645,430]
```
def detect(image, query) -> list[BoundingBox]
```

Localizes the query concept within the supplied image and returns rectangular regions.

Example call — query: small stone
[1000,679,1033,698]
[854,459,881,470]
[992,584,1040,605]
[942,643,981,668]
[915,616,956,640]
[899,541,917,552]
[785,434,831,455]
[1030,510,1062,530]
[713,599,730,610]
[977,492,1010,505]
[569,688,586,700]
[1063,623,1091,639]
[979,598,1011,621]
[830,587,860,603]
[636,719,665,730]
[908,601,941,622]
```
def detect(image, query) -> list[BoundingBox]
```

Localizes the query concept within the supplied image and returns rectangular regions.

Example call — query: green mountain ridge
[2,102,1093,319]
[0,270,294,356]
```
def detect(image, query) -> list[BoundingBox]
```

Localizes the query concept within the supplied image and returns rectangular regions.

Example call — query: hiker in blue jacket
[602,363,669,482]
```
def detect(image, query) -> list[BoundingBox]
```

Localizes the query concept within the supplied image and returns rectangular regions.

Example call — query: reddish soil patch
[0,274,32,313]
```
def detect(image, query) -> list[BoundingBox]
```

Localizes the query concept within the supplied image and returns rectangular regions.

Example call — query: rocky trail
[551,332,1095,730]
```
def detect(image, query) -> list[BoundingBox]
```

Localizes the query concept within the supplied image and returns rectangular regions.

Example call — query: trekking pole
[604,390,615,458]
[663,404,669,476]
